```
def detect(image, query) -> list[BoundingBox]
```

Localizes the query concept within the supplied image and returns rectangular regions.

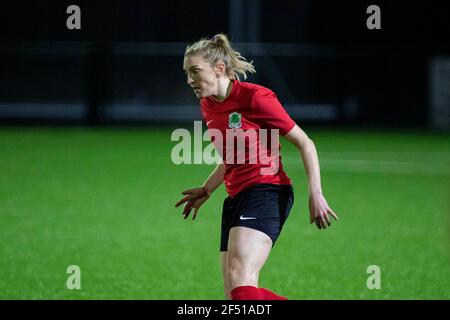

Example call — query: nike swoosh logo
[206,120,213,126]
[240,215,256,220]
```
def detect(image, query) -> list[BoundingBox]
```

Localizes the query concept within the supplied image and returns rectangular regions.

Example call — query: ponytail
[184,33,256,80]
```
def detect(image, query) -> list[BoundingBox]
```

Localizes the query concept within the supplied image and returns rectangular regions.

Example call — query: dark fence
[0,1,448,129]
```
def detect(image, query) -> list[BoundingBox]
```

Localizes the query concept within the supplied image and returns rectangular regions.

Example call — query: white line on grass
[191,151,450,176]
[283,156,450,176]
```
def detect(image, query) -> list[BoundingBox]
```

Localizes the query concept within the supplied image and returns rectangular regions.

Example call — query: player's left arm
[284,124,339,229]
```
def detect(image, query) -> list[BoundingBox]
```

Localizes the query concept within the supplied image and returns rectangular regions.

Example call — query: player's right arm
[175,162,225,220]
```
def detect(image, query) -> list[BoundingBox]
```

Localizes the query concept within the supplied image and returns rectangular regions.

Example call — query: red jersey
[200,80,296,198]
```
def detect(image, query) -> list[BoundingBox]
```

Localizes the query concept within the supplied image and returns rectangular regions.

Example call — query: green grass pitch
[0,127,449,299]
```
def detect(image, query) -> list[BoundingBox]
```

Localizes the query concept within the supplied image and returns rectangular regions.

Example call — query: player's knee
[227,259,257,285]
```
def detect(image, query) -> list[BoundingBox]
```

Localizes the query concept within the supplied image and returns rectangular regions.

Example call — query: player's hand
[308,193,339,229]
[175,187,210,220]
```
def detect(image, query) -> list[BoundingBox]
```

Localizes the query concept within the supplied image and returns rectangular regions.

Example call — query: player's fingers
[324,213,331,226]
[183,208,192,219]
[175,195,189,207]
[315,218,322,229]
[319,215,328,229]
[329,208,339,221]
[183,203,192,219]
[192,207,199,220]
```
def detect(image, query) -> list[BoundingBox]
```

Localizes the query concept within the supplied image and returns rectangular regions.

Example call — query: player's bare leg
[220,252,232,299]
[226,226,272,296]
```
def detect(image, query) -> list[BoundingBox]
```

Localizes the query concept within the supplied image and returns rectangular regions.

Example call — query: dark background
[0,0,449,128]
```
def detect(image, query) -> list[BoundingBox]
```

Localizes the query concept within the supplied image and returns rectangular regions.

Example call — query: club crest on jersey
[228,112,242,129]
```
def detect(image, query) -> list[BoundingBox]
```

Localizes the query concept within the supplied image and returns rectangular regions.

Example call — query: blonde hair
[184,33,256,81]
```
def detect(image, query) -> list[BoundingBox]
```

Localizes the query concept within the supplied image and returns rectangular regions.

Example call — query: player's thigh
[221,251,234,299]
[220,251,228,278]
[227,226,272,272]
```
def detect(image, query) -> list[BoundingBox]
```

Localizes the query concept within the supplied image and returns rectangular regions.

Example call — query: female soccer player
[175,34,339,300]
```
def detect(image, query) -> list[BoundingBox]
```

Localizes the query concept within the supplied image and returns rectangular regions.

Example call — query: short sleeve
[251,88,296,135]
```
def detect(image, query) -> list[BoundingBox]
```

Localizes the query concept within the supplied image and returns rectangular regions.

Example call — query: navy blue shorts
[220,183,294,252]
